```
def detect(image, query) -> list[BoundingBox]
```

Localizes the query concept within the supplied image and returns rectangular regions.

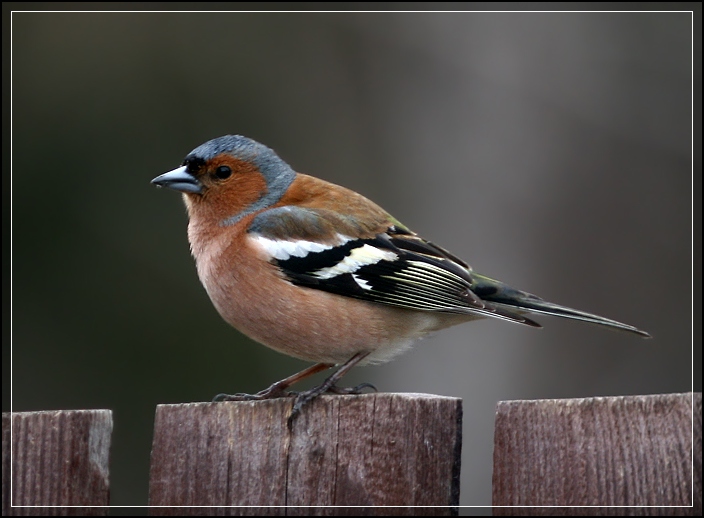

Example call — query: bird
[151,134,650,419]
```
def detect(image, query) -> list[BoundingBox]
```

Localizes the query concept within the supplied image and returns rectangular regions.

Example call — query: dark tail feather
[470,273,651,338]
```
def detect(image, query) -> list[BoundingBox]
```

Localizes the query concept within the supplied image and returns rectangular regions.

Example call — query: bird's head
[152,135,296,227]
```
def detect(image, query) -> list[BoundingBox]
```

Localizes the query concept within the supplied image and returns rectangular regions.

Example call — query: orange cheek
[204,159,269,221]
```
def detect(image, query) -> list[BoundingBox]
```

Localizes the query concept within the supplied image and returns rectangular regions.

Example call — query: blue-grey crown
[187,135,294,183]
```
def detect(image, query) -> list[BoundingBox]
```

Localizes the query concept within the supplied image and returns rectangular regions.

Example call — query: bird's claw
[286,381,377,428]
[212,385,295,402]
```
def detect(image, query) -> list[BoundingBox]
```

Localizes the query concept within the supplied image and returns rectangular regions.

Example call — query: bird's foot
[288,380,376,428]
[213,381,295,402]
[213,362,336,403]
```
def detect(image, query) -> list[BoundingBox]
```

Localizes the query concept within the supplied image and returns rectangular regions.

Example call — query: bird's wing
[247,206,541,327]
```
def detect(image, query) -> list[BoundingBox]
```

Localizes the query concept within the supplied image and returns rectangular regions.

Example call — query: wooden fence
[2,392,700,516]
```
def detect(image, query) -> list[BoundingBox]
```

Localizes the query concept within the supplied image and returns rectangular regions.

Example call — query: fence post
[492,392,701,515]
[148,393,462,515]
[2,409,113,516]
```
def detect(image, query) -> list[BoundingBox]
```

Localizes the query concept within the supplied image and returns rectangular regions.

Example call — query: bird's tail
[470,273,651,338]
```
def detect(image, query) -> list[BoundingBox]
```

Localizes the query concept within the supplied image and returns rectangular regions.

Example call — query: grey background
[4,5,699,513]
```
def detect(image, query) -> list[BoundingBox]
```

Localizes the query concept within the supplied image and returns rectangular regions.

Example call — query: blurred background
[3,5,699,514]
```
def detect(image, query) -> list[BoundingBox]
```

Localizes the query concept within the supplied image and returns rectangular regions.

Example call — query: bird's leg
[288,352,372,426]
[213,362,332,402]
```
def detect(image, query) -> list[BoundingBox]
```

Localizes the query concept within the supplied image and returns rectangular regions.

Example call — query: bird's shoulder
[247,173,401,241]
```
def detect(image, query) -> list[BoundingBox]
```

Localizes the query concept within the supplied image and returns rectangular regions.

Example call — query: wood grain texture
[2,410,113,516]
[492,392,701,516]
[148,393,462,516]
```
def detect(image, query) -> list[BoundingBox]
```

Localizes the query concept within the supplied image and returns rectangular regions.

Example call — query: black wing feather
[273,229,541,327]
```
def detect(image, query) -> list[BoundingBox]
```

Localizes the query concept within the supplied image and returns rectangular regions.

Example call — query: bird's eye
[215,165,232,179]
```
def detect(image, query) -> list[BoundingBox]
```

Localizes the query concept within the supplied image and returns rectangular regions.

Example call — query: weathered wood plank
[2,410,113,516]
[148,393,462,516]
[492,392,701,516]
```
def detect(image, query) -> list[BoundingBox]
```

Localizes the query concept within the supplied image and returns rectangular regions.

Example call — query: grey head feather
[187,135,296,227]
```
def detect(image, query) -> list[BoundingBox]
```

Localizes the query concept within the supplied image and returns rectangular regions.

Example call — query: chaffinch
[152,135,650,417]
